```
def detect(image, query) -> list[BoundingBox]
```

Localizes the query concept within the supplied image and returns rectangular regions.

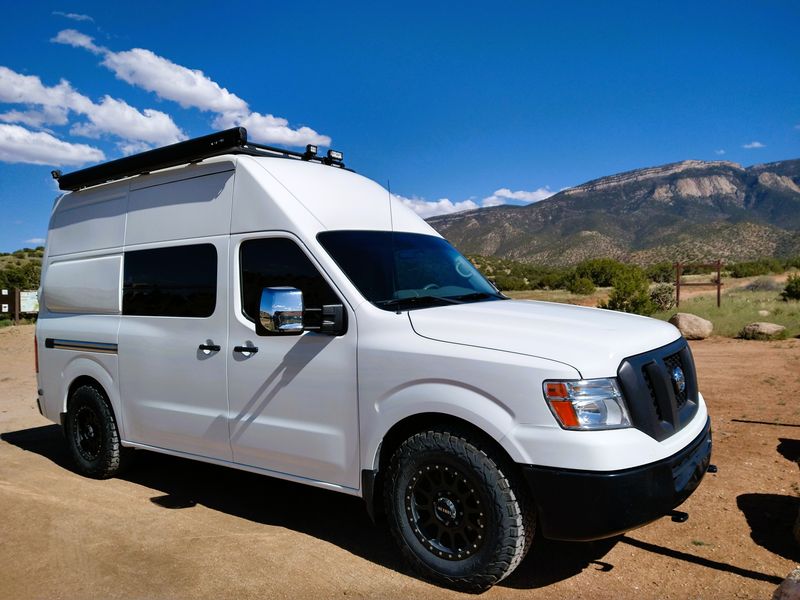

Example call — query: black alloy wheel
[65,384,131,479]
[384,427,534,592]
[405,462,487,561]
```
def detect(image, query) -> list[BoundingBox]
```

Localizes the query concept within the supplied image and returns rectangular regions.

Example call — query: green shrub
[0,261,41,290]
[599,265,655,315]
[567,277,596,295]
[492,274,527,291]
[729,258,784,278]
[782,274,800,301]
[649,283,676,311]
[574,258,625,287]
[646,262,674,283]
[784,256,800,270]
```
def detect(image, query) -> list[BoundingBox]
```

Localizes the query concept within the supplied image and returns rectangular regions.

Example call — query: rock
[740,322,787,340]
[669,313,713,340]
[773,568,800,600]
[758,310,770,316]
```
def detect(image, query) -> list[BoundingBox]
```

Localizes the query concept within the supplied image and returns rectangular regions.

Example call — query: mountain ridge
[427,158,800,266]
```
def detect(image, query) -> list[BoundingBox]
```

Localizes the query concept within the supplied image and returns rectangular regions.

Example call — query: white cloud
[482,186,554,205]
[25,238,46,244]
[0,66,184,146]
[714,149,726,155]
[53,11,94,22]
[742,141,765,149]
[101,47,247,114]
[117,141,152,156]
[69,95,184,144]
[0,124,104,166]
[213,111,331,146]
[53,29,331,147]
[394,194,480,218]
[51,28,104,54]
[393,184,555,218]
[0,107,67,127]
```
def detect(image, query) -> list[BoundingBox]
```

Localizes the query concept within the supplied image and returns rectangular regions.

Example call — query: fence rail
[674,261,723,307]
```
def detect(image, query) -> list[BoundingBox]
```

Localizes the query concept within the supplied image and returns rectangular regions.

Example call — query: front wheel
[384,428,534,592]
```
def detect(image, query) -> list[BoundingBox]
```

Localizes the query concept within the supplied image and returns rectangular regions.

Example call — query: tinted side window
[123,244,217,317]
[240,238,340,330]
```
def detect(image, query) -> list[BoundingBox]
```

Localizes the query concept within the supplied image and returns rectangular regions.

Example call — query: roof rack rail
[53,127,347,191]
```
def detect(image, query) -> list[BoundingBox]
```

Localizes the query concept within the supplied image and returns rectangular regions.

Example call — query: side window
[240,238,340,332]
[123,244,217,317]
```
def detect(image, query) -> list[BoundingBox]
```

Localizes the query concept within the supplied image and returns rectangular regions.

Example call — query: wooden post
[13,288,20,325]
[716,261,721,308]
[675,262,682,307]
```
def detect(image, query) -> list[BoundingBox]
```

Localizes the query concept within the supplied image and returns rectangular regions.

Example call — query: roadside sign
[20,291,39,313]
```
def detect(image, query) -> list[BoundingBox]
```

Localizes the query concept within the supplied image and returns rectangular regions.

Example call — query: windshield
[317,231,505,310]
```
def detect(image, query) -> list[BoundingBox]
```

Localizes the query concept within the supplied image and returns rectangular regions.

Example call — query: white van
[37,128,712,591]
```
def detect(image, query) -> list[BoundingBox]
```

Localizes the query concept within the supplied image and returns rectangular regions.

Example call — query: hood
[408,299,681,379]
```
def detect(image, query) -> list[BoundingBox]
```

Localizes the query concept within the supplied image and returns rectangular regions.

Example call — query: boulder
[773,568,800,600]
[669,313,713,340]
[740,322,787,340]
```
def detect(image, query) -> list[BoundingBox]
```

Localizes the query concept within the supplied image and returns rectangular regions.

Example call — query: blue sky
[0,1,798,251]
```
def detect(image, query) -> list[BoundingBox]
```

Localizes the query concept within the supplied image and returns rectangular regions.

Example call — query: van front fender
[363,380,525,472]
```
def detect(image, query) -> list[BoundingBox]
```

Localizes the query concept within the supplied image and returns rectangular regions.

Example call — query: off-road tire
[64,385,131,479]
[384,427,534,592]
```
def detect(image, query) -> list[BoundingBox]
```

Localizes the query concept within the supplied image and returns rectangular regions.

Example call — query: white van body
[36,132,711,590]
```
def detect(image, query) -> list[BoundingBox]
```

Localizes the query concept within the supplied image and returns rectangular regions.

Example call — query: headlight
[543,378,631,430]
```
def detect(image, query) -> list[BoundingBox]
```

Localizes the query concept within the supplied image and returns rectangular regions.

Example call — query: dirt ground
[1,324,798,599]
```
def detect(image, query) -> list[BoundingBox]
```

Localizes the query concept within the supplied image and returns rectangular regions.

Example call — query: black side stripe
[44,338,118,354]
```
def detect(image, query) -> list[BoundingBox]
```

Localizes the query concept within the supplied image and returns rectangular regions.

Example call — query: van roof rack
[52,127,348,191]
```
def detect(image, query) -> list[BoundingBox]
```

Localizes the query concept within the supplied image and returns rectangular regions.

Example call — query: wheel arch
[61,365,123,438]
[363,411,522,523]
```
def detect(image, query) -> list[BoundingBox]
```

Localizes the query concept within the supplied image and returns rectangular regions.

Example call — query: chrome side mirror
[259,287,304,334]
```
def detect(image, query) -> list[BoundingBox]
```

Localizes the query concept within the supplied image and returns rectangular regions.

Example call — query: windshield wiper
[449,292,507,302]
[375,295,463,310]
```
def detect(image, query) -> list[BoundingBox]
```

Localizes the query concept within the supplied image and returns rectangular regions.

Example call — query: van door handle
[233,345,259,354]
[198,343,221,352]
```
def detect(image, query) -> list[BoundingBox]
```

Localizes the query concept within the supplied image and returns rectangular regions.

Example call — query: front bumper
[522,417,712,541]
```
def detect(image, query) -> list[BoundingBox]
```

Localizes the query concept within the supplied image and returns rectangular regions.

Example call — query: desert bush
[649,283,676,311]
[567,277,596,295]
[599,265,655,315]
[492,274,527,291]
[729,258,784,278]
[782,274,800,301]
[646,262,674,283]
[744,277,783,292]
[0,261,41,290]
[574,258,625,287]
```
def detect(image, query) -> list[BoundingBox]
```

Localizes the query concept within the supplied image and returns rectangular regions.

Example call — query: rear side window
[123,244,217,317]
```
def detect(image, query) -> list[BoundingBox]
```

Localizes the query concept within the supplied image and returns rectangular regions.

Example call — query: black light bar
[54,128,349,192]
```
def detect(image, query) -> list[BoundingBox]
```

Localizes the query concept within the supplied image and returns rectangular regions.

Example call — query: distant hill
[427,159,800,266]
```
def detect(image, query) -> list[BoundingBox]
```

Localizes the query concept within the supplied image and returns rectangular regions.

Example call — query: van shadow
[735,437,800,563]
[2,424,617,590]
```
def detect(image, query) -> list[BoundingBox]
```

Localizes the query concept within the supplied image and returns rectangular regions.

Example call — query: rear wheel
[384,428,534,592]
[65,385,130,479]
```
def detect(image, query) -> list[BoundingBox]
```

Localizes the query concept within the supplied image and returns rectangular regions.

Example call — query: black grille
[617,338,699,441]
